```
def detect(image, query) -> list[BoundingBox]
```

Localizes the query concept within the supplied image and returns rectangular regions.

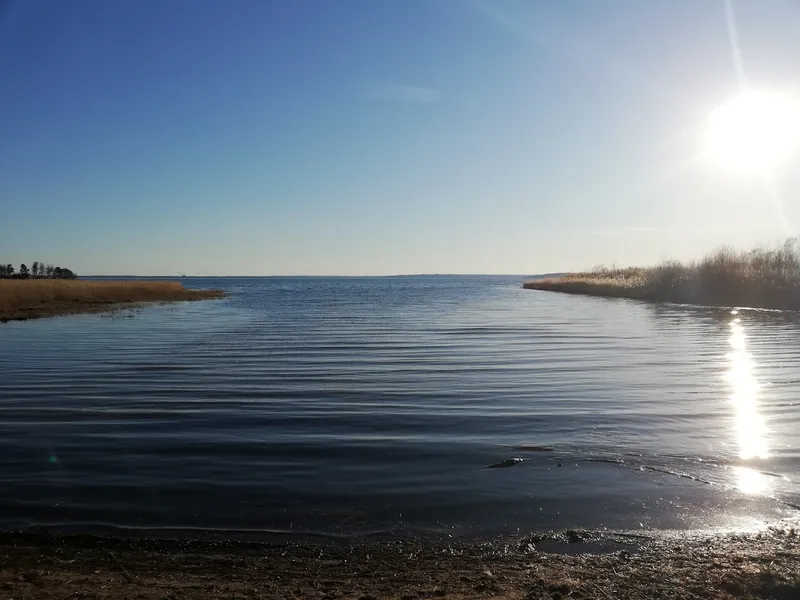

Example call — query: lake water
[0,276,799,540]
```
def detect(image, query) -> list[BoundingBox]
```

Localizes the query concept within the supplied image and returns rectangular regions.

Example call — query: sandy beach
[1,527,799,599]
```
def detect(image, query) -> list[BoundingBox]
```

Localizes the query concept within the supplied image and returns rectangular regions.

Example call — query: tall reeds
[524,239,800,309]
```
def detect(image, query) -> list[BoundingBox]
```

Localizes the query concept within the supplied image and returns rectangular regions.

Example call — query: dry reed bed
[525,241,800,310]
[0,280,224,321]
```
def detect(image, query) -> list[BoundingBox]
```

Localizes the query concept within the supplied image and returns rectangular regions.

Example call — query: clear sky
[2,0,800,276]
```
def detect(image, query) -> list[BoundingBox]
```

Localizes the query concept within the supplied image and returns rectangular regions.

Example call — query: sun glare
[724,316,771,497]
[704,90,800,172]
[726,318,768,463]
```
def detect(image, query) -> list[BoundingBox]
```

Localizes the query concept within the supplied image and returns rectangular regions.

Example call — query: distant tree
[61,268,77,279]
[32,261,39,277]
[0,264,6,277]
[7,264,14,276]
[54,266,63,278]
[19,264,29,277]
[45,264,54,277]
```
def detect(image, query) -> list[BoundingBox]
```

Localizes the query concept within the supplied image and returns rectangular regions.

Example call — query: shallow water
[0,276,798,539]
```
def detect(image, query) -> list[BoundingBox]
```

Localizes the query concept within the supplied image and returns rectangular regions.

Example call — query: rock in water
[512,445,553,452]
[485,458,524,469]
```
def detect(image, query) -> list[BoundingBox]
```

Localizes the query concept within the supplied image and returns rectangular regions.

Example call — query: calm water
[1,276,799,539]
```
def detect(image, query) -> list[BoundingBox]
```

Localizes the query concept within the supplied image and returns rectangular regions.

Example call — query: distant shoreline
[1,528,798,599]
[525,242,800,311]
[0,279,224,322]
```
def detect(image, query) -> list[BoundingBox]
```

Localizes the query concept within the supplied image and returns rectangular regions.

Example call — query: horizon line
[81,273,550,279]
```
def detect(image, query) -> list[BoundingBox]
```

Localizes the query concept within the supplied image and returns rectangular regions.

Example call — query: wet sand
[1,528,798,599]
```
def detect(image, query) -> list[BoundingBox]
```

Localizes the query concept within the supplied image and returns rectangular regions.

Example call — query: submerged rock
[512,445,554,452]
[485,458,524,469]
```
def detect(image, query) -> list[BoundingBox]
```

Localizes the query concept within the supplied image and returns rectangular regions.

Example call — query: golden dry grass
[0,279,224,322]
[524,240,800,310]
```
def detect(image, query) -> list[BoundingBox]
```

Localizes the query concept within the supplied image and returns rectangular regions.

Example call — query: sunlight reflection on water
[726,311,769,495]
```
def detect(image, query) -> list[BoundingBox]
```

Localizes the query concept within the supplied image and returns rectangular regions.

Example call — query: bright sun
[704,90,800,172]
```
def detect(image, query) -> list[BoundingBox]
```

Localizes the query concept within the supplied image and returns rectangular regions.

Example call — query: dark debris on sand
[0,527,799,599]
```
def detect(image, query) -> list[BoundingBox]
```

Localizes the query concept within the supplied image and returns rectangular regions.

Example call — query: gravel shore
[1,527,799,599]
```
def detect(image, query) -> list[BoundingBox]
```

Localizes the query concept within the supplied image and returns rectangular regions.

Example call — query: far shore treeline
[0,262,77,279]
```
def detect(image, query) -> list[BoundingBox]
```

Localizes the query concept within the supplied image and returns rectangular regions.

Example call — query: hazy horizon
[80,272,552,278]
[2,1,800,276]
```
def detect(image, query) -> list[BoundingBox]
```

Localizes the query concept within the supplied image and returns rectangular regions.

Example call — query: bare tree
[32,261,39,277]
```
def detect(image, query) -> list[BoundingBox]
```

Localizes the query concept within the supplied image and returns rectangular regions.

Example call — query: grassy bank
[0,279,224,322]
[524,241,800,310]
[0,528,798,599]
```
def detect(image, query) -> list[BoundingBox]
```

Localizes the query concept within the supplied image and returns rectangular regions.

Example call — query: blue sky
[2,0,799,275]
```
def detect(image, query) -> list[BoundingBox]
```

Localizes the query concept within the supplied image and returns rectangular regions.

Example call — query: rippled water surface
[1,276,799,539]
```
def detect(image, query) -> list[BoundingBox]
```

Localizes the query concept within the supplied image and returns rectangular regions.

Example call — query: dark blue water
[1,276,799,539]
